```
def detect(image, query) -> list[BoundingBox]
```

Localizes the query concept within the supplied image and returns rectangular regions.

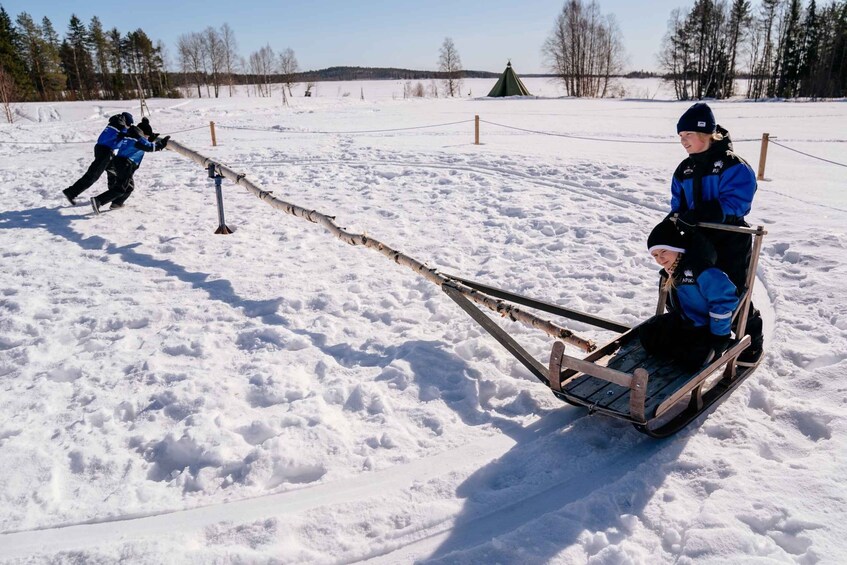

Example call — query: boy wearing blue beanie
[669,102,764,366]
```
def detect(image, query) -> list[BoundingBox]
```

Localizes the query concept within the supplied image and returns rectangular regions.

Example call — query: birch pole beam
[165,140,596,353]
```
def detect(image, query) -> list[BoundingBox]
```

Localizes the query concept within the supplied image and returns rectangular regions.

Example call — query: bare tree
[248,44,275,97]
[220,23,239,96]
[438,37,462,96]
[543,0,625,97]
[659,9,696,100]
[177,32,204,97]
[202,26,225,97]
[278,47,298,96]
[0,64,16,123]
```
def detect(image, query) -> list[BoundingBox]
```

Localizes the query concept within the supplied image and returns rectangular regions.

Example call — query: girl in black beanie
[639,219,739,369]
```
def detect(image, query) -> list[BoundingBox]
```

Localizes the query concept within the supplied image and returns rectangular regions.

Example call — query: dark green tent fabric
[487,61,531,97]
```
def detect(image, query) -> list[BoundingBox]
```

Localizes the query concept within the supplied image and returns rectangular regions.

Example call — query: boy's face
[679,131,711,155]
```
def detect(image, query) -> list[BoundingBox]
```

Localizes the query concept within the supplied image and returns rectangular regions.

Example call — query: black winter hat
[138,117,154,138]
[676,102,716,134]
[121,112,134,126]
[647,219,687,254]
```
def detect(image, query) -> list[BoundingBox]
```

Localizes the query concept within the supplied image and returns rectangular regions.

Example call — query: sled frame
[550,222,766,436]
[442,221,766,437]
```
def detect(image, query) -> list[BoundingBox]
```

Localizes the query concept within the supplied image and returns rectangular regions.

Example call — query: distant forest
[1,0,845,109]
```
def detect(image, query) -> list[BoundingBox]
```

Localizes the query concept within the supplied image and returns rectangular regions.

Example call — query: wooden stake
[757,132,769,180]
[474,114,480,145]
[210,121,217,147]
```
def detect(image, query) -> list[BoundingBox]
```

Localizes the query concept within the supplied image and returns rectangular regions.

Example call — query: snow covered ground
[0,77,845,563]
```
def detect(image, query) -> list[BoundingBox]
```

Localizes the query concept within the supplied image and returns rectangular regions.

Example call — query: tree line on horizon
[1,0,845,118]
[659,0,847,99]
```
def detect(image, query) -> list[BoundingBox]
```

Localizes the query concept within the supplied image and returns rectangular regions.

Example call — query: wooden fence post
[210,121,217,147]
[474,115,480,145]
[757,133,769,180]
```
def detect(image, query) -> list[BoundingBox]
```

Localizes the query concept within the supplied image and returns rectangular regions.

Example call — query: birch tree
[543,0,624,97]
[177,32,204,97]
[0,63,15,121]
[438,37,462,96]
[203,26,225,97]
[220,23,238,96]
[278,47,298,96]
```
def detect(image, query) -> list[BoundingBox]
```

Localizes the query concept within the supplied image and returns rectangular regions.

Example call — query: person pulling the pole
[63,112,134,204]
[639,219,739,369]
[90,117,169,214]
[671,102,763,366]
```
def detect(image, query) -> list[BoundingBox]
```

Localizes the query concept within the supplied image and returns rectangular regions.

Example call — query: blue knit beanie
[676,103,715,134]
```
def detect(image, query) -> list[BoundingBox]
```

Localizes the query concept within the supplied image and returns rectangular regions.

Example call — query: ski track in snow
[1,90,845,563]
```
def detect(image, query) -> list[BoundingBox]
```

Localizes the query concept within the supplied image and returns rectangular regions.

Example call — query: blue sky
[1,0,691,73]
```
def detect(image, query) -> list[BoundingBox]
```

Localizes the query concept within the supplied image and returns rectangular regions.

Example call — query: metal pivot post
[208,163,233,234]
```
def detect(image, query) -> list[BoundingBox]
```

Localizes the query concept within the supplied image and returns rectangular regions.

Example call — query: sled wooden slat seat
[557,332,689,420]
[552,332,752,435]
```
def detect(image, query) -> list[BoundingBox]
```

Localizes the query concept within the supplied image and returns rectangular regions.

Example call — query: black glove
[155,135,170,151]
[678,199,724,229]
[677,208,702,229]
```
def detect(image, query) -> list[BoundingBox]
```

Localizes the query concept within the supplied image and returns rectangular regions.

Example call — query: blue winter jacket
[95,115,129,151]
[666,255,739,336]
[115,135,157,166]
[670,127,757,222]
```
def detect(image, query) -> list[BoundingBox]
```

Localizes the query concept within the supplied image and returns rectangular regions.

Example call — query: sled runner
[443,221,766,437]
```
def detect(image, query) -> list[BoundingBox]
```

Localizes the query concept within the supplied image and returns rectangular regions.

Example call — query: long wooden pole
[165,139,596,352]
[474,114,480,145]
[210,121,217,147]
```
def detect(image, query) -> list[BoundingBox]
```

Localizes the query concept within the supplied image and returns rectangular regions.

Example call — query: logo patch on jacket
[681,269,696,285]
[711,160,724,174]
[683,166,694,175]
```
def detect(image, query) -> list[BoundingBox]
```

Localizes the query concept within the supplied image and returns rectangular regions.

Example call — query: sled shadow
[418,419,685,563]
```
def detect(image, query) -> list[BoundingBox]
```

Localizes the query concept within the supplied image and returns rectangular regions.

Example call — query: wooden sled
[443,222,766,437]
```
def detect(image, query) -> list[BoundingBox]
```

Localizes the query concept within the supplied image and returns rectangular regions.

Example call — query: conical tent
[487,61,531,97]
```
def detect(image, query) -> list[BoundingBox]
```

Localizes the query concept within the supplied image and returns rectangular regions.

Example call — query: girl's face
[651,248,680,271]
[679,131,711,154]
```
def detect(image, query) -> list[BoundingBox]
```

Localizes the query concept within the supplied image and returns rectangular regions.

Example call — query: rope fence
[769,139,847,168]
[2,114,845,175]
[217,119,474,135]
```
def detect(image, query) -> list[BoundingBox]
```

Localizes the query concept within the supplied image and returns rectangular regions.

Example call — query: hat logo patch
[697,121,706,127]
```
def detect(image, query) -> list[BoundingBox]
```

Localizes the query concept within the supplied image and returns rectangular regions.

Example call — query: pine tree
[89,16,112,99]
[62,14,95,100]
[776,0,804,98]
[0,6,33,100]
[107,27,126,98]
[748,0,779,99]
[14,12,47,99]
[39,17,66,100]
[725,0,751,97]
[832,1,847,97]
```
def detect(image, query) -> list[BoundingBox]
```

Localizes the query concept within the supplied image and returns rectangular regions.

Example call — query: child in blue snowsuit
[671,102,763,366]
[90,118,169,214]
[639,219,739,369]
[64,112,134,204]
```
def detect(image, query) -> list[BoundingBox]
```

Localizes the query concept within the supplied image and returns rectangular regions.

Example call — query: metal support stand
[208,163,233,234]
